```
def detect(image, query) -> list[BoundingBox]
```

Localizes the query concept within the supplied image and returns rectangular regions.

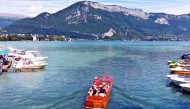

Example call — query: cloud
[27,4,43,13]
[100,0,190,15]
[0,0,190,16]
[158,5,190,15]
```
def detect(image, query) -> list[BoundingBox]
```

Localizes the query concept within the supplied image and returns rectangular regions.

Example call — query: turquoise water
[0,41,190,109]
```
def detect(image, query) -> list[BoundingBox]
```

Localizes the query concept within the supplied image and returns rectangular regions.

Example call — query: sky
[1,0,190,17]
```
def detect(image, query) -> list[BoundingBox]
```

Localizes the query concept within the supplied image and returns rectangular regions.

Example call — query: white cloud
[101,0,190,15]
[158,5,190,15]
[0,0,190,16]
[27,4,43,13]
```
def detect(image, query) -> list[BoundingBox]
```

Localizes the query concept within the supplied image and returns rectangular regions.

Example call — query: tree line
[0,34,65,41]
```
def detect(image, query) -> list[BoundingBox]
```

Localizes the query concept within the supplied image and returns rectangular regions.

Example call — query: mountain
[4,1,190,39]
[0,13,28,28]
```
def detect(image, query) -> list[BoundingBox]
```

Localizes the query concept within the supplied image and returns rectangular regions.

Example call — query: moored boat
[83,73,113,109]
[169,63,190,68]
[166,74,184,79]
[168,61,176,65]
[169,76,190,86]
[172,71,190,75]
[170,66,190,74]
[8,49,48,61]
[13,58,47,69]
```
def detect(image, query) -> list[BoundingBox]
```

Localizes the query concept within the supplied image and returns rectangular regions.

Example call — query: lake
[0,41,190,109]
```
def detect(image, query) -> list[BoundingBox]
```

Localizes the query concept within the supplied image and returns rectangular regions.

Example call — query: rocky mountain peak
[63,1,150,25]
[82,1,149,19]
[64,3,89,24]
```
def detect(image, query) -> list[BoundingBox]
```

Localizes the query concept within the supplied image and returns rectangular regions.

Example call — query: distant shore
[1,33,190,41]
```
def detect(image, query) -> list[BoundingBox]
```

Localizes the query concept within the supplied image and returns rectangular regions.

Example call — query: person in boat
[94,77,101,86]
[99,86,106,93]
[92,85,98,96]
[99,86,106,97]
[92,88,98,96]
[88,85,98,96]
[88,88,93,96]
[104,84,109,93]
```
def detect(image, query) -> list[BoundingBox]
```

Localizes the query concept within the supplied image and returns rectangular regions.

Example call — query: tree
[0,36,7,41]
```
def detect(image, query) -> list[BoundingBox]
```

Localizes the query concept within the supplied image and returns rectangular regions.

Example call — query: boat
[8,49,48,61]
[169,62,190,68]
[180,83,190,92]
[169,76,190,86]
[168,53,190,65]
[167,74,190,79]
[13,58,47,69]
[170,66,190,74]
[172,71,190,75]
[166,74,184,79]
[170,66,190,75]
[167,59,178,65]
[25,51,48,61]
[83,73,113,109]
[168,61,176,65]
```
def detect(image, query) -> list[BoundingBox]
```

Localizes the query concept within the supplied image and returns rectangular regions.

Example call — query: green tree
[11,36,18,41]
[0,36,7,41]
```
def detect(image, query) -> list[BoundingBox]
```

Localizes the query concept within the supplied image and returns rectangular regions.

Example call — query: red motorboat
[83,73,113,109]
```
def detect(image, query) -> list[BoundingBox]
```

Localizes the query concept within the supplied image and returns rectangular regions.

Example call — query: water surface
[0,41,190,109]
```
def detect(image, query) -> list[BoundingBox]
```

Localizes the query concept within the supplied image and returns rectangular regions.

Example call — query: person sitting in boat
[92,88,98,96]
[99,86,106,97]
[104,84,109,92]
[88,85,98,96]
[93,77,101,86]
[92,85,98,96]
[88,88,93,96]
[99,86,106,93]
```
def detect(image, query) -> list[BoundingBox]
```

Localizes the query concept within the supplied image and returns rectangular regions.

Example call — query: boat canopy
[0,49,9,55]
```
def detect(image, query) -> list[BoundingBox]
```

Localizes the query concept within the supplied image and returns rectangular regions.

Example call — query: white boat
[167,74,179,79]
[10,49,48,61]
[169,63,190,68]
[166,74,190,79]
[169,76,190,86]
[15,54,48,61]
[13,58,47,69]
[25,51,48,60]
[170,67,190,73]
[180,83,190,92]
[8,48,18,57]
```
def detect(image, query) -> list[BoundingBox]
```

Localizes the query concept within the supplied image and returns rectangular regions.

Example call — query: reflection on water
[0,41,190,108]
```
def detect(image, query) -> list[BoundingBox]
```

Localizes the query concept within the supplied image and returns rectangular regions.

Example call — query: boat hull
[172,71,190,75]
[183,87,190,92]
[14,64,47,69]
[180,83,190,92]
[169,77,190,86]
[172,79,187,86]
[168,61,175,65]
[83,97,109,109]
